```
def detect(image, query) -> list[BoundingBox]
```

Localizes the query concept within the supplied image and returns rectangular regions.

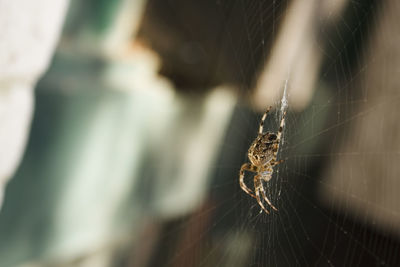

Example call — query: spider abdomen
[248,132,276,166]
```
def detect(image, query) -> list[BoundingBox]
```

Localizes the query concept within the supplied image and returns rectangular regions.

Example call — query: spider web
[0,0,399,266]
[149,1,400,267]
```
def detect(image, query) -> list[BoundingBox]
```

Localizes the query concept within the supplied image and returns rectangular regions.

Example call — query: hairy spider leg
[256,167,278,212]
[276,110,287,146]
[254,175,269,214]
[259,179,278,211]
[239,163,256,198]
[271,110,287,163]
[271,159,285,167]
[258,106,272,134]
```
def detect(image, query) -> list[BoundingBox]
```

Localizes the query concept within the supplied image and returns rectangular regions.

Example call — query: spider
[239,106,286,214]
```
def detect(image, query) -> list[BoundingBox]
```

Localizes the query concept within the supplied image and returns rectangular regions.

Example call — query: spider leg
[271,159,285,167]
[271,110,287,162]
[239,163,256,198]
[276,110,287,141]
[254,175,269,214]
[258,106,272,134]
[259,180,278,211]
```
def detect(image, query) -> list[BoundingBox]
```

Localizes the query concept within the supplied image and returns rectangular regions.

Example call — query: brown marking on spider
[239,106,287,214]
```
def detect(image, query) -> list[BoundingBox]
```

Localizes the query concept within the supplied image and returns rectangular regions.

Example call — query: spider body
[239,106,286,214]
[248,132,277,167]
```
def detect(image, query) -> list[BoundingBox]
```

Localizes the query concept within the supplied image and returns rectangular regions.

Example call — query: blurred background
[1,0,400,266]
